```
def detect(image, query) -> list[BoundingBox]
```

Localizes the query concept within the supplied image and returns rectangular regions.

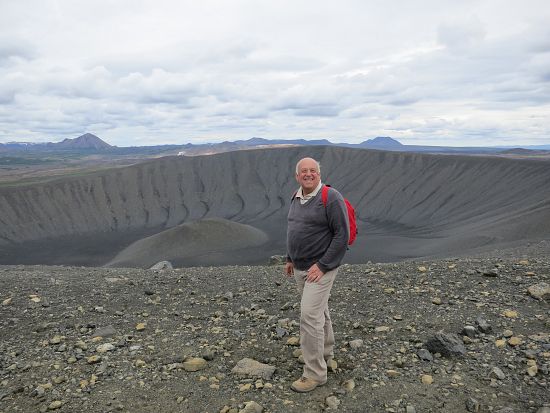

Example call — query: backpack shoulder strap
[321,184,330,207]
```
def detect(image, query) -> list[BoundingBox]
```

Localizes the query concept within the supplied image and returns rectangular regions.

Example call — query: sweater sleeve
[317,189,350,273]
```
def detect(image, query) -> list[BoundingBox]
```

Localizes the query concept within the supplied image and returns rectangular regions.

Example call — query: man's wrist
[317,262,329,273]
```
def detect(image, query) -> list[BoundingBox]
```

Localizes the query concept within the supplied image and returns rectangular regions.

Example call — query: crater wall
[1,146,549,264]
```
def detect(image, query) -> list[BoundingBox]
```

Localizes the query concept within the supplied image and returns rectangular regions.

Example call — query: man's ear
[295,173,300,183]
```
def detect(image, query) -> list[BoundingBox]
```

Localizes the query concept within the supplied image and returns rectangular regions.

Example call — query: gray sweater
[287,186,350,273]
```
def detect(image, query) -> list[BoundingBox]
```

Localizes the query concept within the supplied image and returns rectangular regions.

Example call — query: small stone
[418,266,427,272]
[32,386,45,397]
[75,340,88,350]
[508,337,523,346]
[475,316,492,333]
[528,283,550,300]
[375,326,390,333]
[2,297,12,306]
[29,295,41,303]
[96,343,115,353]
[432,297,442,305]
[327,358,338,372]
[349,339,363,349]
[183,358,207,372]
[482,268,498,277]
[421,375,433,384]
[503,330,513,338]
[135,359,146,367]
[325,395,341,409]
[92,325,118,338]
[462,326,477,338]
[495,339,506,348]
[490,367,506,380]
[527,365,538,377]
[286,337,299,346]
[49,335,63,345]
[417,349,433,361]
[136,323,146,331]
[239,383,252,392]
[466,397,480,412]
[276,327,288,338]
[394,356,405,367]
[342,378,355,392]
[406,406,417,413]
[149,260,173,270]
[54,377,67,386]
[48,401,62,410]
[503,310,518,319]
[87,355,101,364]
[518,260,530,265]
[269,255,286,265]
[239,401,263,413]
[386,370,401,378]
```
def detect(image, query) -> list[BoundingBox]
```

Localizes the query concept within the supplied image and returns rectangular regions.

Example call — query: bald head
[295,157,322,195]
[295,158,321,175]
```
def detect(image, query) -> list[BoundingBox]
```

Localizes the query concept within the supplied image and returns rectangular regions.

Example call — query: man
[285,157,349,392]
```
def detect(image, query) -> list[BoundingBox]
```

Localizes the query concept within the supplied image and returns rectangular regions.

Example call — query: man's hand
[306,263,325,283]
[285,261,294,276]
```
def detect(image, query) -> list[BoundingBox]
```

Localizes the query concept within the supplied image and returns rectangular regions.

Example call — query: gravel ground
[1,243,549,413]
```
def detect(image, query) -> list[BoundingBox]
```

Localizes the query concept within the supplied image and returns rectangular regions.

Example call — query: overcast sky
[1,0,549,147]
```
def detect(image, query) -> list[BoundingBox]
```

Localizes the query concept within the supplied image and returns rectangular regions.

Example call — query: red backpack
[321,185,357,246]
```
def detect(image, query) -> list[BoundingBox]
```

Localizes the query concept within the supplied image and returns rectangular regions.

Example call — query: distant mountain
[500,148,535,155]
[1,133,548,158]
[233,137,333,146]
[2,133,113,152]
[2,142,47,150]
[51,133,112,150]
[498,148,550,156]
[359,136,403,148]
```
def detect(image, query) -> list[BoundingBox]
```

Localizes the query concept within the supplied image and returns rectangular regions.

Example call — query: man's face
[295,159,321,195]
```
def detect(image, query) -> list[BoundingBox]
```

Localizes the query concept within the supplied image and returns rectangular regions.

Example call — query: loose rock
[231,358,276,380]
[528,282,550,300]
[425,333,466,357]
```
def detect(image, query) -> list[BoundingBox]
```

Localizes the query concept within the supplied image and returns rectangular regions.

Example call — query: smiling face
[295,157,321,195]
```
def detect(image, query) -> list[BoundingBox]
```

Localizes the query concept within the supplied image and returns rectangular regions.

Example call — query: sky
[0,0,549,147]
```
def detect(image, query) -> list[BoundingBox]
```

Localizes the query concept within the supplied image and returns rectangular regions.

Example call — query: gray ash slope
[1,146,550,267]
[0,243,549,412]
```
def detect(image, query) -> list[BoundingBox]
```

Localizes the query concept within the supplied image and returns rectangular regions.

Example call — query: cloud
[437,17,486,52]
[0,0,549,146]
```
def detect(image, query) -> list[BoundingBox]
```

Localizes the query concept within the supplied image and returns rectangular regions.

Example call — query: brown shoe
[291,376,326,393]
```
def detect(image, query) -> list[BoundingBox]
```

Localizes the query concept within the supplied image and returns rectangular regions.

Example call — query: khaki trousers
[294,267,337,382]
